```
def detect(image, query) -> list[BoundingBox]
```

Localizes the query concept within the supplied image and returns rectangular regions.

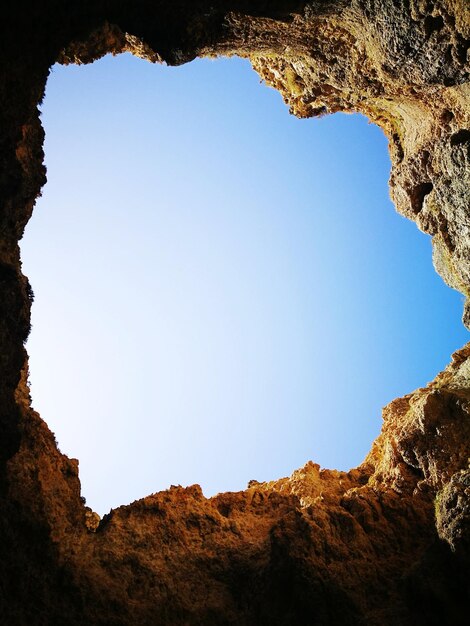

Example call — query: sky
[20,53,469,515]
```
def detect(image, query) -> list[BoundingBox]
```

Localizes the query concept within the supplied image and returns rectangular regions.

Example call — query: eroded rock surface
[0,1,469,624]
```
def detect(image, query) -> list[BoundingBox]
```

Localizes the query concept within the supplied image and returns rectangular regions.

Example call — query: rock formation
[0,1,468,624]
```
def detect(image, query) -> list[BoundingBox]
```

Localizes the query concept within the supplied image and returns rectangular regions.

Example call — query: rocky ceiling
[0,1,469,625]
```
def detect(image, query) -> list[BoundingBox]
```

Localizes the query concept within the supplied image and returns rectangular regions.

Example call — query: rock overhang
[0,1,469,624]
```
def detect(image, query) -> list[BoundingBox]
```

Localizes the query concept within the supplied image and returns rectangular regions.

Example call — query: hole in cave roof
[20,52,470,515]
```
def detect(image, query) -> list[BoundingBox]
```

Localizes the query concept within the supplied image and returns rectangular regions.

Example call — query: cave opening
[20,52,469,515]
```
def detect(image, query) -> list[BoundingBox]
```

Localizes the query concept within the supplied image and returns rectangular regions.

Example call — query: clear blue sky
[21,53,469,515]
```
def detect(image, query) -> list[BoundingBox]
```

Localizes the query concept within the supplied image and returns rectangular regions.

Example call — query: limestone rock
[0,1,469,624]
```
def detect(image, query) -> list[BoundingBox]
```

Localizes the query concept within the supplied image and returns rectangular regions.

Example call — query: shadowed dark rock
[0,1,469,624]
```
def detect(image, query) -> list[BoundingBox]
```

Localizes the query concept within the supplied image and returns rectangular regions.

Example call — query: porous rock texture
[0,1,469,624]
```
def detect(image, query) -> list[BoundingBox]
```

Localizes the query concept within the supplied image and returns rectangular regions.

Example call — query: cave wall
[0,1,469,624]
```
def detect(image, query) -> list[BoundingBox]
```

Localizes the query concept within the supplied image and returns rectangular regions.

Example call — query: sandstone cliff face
[0,1,469,625]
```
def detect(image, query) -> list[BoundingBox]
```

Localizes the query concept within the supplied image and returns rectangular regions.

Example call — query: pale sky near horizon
[21,53,469,515]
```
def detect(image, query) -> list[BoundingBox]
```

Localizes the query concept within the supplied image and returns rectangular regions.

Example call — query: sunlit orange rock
[0,1,468,624]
